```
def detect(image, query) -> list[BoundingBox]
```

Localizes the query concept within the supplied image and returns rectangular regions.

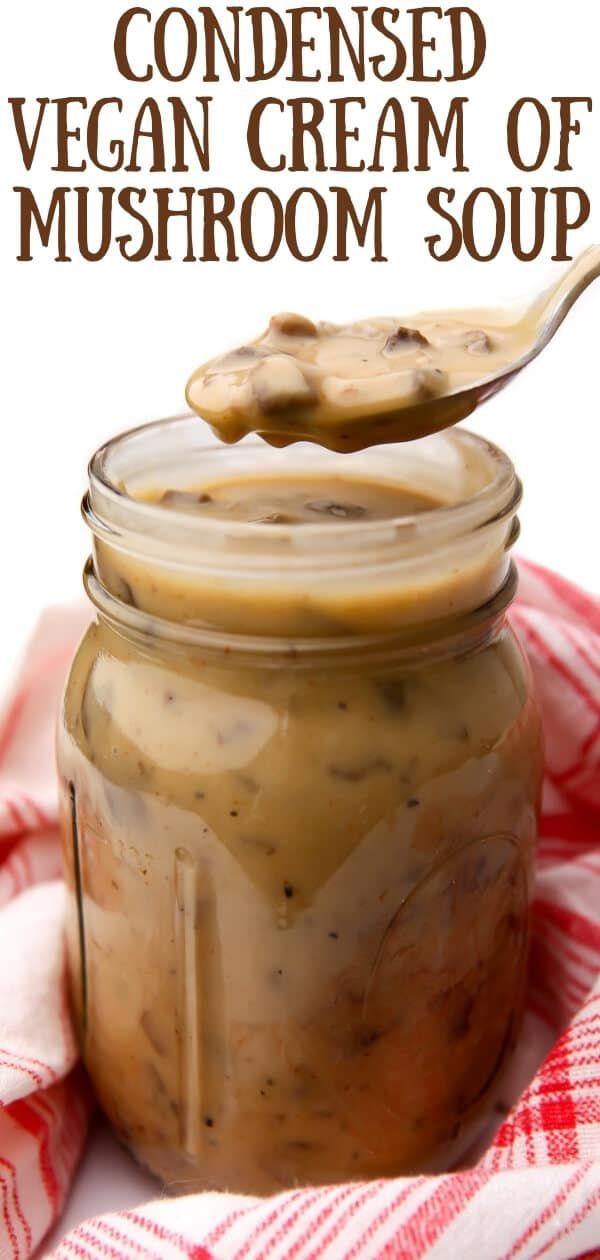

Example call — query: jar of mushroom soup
[57,415,543,1195]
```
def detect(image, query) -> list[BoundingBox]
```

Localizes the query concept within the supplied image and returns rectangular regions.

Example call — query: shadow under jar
[57,417,543,1196]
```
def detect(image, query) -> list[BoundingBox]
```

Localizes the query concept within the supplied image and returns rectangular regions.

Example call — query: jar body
[58,614,542,1194]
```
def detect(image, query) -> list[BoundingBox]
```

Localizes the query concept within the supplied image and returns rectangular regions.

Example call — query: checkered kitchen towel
[0,560,599,1260]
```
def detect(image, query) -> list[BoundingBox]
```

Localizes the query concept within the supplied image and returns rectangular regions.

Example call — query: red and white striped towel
[1,560,599,1260]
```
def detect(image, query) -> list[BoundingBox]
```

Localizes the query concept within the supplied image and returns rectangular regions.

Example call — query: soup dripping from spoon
[186,245,600,453]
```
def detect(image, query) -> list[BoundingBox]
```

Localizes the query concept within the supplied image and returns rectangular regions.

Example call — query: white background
[1,0,599,1245]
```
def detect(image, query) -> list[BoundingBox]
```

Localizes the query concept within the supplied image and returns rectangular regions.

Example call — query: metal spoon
[187,247,600,451]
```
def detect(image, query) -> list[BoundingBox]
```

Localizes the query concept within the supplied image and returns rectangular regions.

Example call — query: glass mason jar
[57,417,543,1196]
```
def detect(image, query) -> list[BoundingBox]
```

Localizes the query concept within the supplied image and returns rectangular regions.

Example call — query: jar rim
[85,414,521,574]
[83,555,518,664]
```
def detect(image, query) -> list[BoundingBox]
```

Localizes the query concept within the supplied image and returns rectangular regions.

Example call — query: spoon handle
[529,245,600,346]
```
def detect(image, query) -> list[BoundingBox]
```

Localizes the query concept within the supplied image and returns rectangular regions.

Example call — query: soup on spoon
[185,248,600,453]
[185,311,514,452]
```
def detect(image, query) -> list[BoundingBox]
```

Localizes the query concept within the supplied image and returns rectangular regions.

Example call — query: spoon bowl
[187,246,600,452]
